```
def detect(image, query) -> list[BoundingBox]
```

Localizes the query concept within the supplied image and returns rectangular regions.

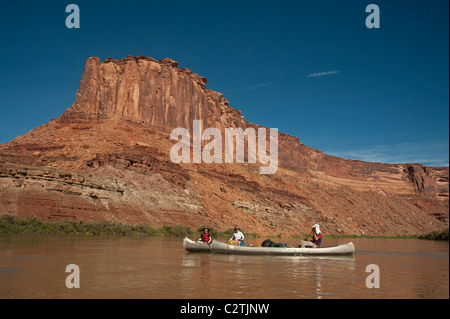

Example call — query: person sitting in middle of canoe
[229,226,245,246]
[197,227,212,244]
[299,224,323,248]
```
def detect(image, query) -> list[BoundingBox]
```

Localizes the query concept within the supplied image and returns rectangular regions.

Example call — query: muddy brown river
[0,235,448,299]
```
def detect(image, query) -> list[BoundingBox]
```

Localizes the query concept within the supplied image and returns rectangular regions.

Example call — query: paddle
[305,229,313,241]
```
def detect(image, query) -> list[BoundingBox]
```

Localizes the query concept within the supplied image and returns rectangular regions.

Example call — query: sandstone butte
[0,55,448,236]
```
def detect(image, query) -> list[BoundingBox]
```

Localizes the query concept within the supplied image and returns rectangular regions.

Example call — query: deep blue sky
[0,0,448,166]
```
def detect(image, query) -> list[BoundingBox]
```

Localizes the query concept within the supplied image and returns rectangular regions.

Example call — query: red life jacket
[201,232,211,243]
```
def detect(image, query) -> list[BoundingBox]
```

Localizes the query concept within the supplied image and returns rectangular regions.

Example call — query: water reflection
[180,251,357,299]
[0,236,448,299]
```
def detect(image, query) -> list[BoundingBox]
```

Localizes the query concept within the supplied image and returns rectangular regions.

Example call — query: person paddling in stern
[299,224,323,248]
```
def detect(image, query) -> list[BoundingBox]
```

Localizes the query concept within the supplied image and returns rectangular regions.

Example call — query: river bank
[0,214,447,240]
[0,214,245,238]
[418,228,449,240]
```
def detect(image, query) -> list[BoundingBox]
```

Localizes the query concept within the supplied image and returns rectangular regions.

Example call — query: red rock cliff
[0,55,448,236]
[60,56,245,133]
[59,56,448,201]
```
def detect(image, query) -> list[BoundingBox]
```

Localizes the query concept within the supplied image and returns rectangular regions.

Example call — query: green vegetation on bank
[1,215,447,240]
[0,214,164,236]
[0,215,258,238]
[418,228,449,241]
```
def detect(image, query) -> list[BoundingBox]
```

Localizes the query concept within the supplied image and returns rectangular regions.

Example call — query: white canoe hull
[183,237,212,252]
[211,240,355,256]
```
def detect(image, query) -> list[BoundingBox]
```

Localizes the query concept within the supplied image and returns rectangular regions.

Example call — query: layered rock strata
[0,55,448,236]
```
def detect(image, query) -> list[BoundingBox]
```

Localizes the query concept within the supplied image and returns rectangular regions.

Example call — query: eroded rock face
[0,55,448,236]
[59,56,244,134]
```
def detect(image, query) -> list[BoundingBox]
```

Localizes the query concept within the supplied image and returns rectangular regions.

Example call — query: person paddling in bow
[197,227,212,244]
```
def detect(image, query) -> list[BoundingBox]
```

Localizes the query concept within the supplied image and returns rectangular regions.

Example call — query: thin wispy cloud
[306,70,339,78]
[324,140,449,167]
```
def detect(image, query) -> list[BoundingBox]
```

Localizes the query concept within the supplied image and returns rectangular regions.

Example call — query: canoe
[183,237,212,252]
[211,240,355,256]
